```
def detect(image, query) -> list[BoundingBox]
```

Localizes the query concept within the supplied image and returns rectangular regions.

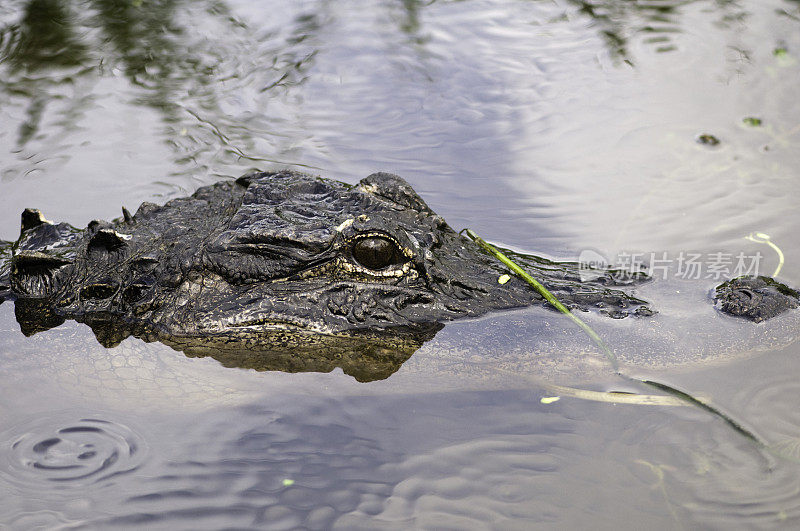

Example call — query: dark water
[2,0,800,528]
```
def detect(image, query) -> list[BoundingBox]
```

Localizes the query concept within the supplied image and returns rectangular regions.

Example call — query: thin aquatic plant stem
[463,228,619,371]
[463,228,769,453]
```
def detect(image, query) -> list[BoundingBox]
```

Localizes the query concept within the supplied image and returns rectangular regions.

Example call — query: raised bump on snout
[20,208,51,233]
[11,251,72,276]
[87,229,131,255]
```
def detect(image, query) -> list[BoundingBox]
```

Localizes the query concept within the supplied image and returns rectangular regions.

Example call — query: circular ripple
[734,377,800,461]
[1,416,147,489]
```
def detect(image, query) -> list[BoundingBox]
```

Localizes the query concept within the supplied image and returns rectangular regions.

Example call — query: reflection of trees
[2,0,88,146]
[0,0,322,177]
[391,0,752,65]
[8,0,87,70]
[0,0,772,177]
[91,0,187,122]
[393,0,431,46]
[563,0,749,64]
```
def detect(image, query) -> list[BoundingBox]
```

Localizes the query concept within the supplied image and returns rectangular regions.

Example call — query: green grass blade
[464,228,618,371]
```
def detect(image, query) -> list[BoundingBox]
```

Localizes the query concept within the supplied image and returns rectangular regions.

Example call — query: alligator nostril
[737,289,755,300]
[122,284,149,304]
[80,283,118,300]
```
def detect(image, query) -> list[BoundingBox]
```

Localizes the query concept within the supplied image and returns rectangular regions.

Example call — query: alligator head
[1,171,658,380]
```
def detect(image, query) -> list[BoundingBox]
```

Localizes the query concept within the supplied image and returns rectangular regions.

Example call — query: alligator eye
[351,236,405,270]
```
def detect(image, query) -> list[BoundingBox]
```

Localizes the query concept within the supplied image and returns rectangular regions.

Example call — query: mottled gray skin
[714,276,799,323]
[0,171,651,349]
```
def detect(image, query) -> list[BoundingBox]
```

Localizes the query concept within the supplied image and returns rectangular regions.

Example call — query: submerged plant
[463,228,785,457]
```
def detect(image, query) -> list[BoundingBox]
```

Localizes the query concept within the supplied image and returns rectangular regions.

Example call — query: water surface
[2,0,800,528]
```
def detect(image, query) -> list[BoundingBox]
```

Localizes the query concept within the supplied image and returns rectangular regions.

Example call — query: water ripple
[736,377,800,462]
[1,416,147,490]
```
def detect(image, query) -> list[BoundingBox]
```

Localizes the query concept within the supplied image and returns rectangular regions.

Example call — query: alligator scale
[0,171,797,380]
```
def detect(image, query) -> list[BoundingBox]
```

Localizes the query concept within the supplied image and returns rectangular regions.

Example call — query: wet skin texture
[0,171,795,380]
[714,276,799,323]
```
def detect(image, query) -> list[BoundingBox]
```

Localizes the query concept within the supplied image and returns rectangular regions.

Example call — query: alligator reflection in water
[0,171,796,381]
[167,326,441,383]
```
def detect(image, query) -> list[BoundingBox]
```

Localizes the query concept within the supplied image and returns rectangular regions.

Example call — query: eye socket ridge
[349,233,409,271]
